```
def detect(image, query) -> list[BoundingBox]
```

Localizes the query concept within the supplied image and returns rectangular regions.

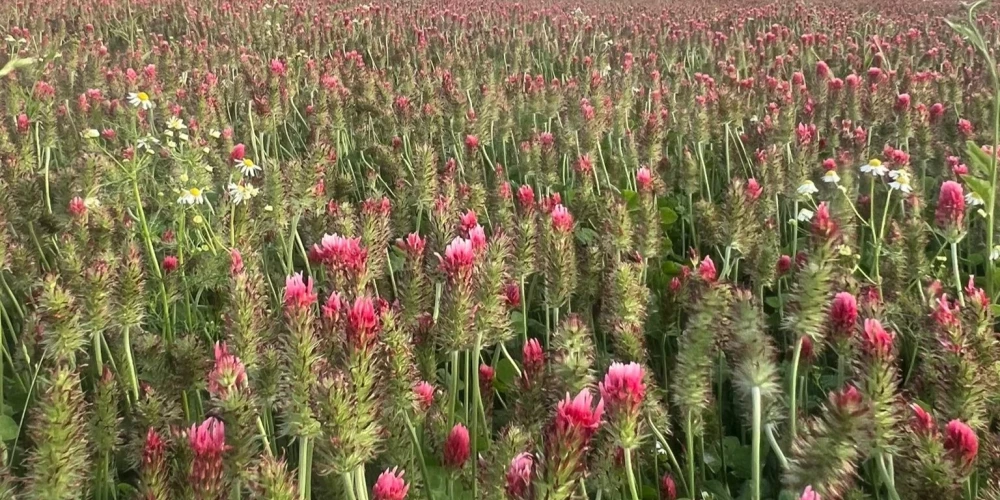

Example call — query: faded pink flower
[522,339,544,383]
[861,318,894,357]
[800,485,821,500]
[636,167,653,192]
[505,453,534,500]
[910,404,935,435]
[414,381,435,411]
[207,343,247,399]
[698,255,717,283]
[746,178,763,200]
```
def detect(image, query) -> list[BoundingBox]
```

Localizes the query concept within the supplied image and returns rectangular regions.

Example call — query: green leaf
[494,356,519,392]
[622,189,639,209]
[703,479,734,499]
[0,415,18,441]
[575,227,599,245]
[964,175,991,206]
[966,141,993,177]
[660,206,679,226]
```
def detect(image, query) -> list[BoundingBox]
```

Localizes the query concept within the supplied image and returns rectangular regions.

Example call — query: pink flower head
[636,166,653,192]
[479,364,496,395]
[346,296,380,349]
[910,403,935,435]
[660,474,677,499]
[464,134,480,151]
[746,178,763,200]
[957,118,974,138]
[554,389,604,439]
[599,362,646,415]
[831,384,864,415]
[162,255,179,273]
[935,181,965,231]
[468,225,487,253]
[944,419,978,465]
[861,318,894,357]
[230,249,244,275]
[522,338,544,383]
[550,204,574,233]
[799,486,821,500]
[208,342,247,399]
[698,255,717,283]
[188,418,228,497]
[230,143,246,161]
[930,103,945,122]
[283,273,317,311]
[895,93,911,112]
[932,295,960,329]
[269,58,286,76]
[965,275,989,309]
[459,210,478,232]
[505,453,534,500]
[443,423,471,469]
[576,155,594,174]
[414,381,435,411]
[143,427,166,467]
[828,292,858,338]
[313,234,368,275]
[372,468,409,500]
[398,233,426,257]
[322,292,343,322]
[517,185,535,211]
[68,197,87,218]
[816,60,830,79]
[439,237,475,280]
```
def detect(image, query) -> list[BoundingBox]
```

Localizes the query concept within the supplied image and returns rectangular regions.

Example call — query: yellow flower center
[189,188,202,197]
[869,159,881,167]
[243,159,254,167]
[137,92,149,101]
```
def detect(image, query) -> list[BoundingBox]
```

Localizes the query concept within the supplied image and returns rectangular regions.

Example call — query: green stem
[686,410,696,498]
[402,412,436,500]
[471,332,483,500]
[624,448,640,500]
[876,453,902,500]
[448,351,460,427]
[751,387,762,500]
[951,241,966,307]
[765,424,789,470]
[341,472,358,500]
[789,336,804,444]
[298,437,311,500]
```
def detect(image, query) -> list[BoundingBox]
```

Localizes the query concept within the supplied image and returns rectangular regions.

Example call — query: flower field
[2,0,1000,498]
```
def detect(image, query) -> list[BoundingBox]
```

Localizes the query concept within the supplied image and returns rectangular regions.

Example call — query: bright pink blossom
[800,486,821,500]
[283,273,317,311]
[188,418,229,498]
[162,255,179,273]
[522,339,544,383]
[599,362,646,414]
[698,256,717,283]
[505,453,534,500]
[439,237,475,280]
[372,468,409,500]
[746,178,763,200]
[861,318,894,357]
[910,404,935,435]
[414,381,435,411]
[660,474,677,500]
[550,204,574,233]
[935,181,965,231]
[207,342,247,399]
[828,292,858,338]
[230,143,246,161]
[636,167,653,192]
[69,197,87,218]
[944,419,978,465]
[443,424,470,469]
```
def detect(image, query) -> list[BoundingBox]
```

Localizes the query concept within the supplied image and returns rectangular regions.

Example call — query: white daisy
[81,128,100,139]
[137,135,160,152]
[822,170,840,184]
[797,180,818,196]
[166,117,187,130]
[228,183,260,205]
[859,158,888,176]
[84,197,101,209]
[966,191,985,206]
[178,187,207,205]
[127,91,155,110]
[888,170,912,193]
[237,158,262,177]
[797,208,815,221]
[209,129,222,139]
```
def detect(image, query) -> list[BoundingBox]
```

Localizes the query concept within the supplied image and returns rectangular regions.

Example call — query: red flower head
[16,113,29,135]
[944,419,978,465]
[459,210,478,233]
[439,237,476,280]
[208,343,247,399]
[935,181,965,231]
[930,103,945,122]
[517,184,535,211]
[313,233,368,275]
[162,255,179,273]
[746,178,763,200]
[799,486,820,500]
[822,158,837,171]
[504,282,522,309]
[895,93,911,112]
[910,404,935,435]
[479,364,495,393]
[660,474,677,500]
[443,424,471,469]
[283,273,317,312]
[599,362,646,415]
[861,318,894,357]
[812,202,838,240]
[698,255,717,283]
[522,338,544,383]
[398,232,426,257]
[143,427,166,467]
[636,166,653,193]
[832,384,864,415]
[230,143,246,161]
[414,381,435,411]
[932,295,960,329]
[346,296,380,349]
[269,58,286,76]
[550,204,574,233]
[554,389,604,440]
[828,292,858,338]
[505,453,534,500]
[576,155,594,175]
[69,197,87,218]
[776,254,793,275]
[322,292,343,323]
[372,468,409,500]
